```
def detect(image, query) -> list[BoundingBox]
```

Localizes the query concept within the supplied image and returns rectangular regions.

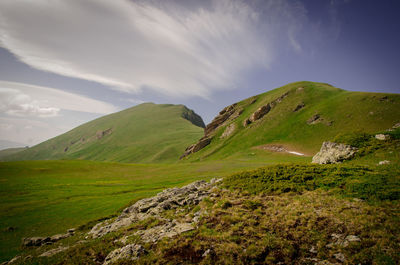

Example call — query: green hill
[0,147,27,160]
[4,103,205,163]
[183,81,400,161]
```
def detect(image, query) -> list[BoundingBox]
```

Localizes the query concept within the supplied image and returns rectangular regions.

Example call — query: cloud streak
[0,0,304,98]
[0,81,118,117]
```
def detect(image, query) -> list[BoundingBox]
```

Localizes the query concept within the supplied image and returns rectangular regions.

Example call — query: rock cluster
[89,180,215,238]
[103,244,145,265]
[312,142,358,164]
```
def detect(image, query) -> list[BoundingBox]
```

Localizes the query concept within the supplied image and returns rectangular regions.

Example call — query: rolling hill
[3,103,205,163]
[182,81,400,161]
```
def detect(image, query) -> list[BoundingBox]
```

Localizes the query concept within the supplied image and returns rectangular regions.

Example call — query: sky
[0,0,399,148]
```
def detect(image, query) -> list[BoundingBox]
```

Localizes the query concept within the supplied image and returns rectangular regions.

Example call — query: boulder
[307,114,321,124]
[378,160,390,165]
[103,244,145,265]
[375,134,390,140]
[312,142,358,164]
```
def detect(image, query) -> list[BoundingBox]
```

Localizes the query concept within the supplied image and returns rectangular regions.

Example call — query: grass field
[0,153,310,262]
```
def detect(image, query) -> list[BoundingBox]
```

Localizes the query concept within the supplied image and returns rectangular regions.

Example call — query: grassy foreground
[0,153,309,262]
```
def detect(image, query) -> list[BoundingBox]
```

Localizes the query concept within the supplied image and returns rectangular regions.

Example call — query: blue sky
[0,0,399,147]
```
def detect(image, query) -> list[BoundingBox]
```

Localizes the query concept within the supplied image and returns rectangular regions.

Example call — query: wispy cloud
[0,0,305,98]
[0,81,118,117]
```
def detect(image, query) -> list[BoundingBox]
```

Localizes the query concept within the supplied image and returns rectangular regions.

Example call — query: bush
[223,164,400,201]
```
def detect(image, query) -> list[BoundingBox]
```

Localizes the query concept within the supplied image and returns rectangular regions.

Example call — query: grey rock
[333,252,346,263]
[243,118,251,127]
[375,134,390,140]
[103,244,145,265]
[202,249,211,257]
[312,142,358,164]
[345,235,361,243]
[393,122,400,129]
[378,160,390,165]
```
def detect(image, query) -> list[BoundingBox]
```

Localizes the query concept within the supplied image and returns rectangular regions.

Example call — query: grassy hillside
[185,81,400,161]
[3,103,204,163]
[0,147,26,160]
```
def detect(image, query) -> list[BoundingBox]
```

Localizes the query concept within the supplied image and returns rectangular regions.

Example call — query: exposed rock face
[293,102,305,112]
[103,244,145,265]
[244,92,289,126]
[307,114,333,126]
[181,103,243,158]
[307,114,321,124]
[204,104,237,136]
[181,107,205,128]
[249,103,271,122]
[375,134,390,140]
[180,137,211,159]
[220,124,236,139]
[89,180,214,239]
[312,142,358,164]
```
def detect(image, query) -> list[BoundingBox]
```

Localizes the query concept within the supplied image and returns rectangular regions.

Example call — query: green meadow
[0,153,309,262]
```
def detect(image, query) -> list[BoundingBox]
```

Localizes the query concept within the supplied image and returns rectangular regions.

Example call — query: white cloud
[0,81,118,116]
[0,0,304,98]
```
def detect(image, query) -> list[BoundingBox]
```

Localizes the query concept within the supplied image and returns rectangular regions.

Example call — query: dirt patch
[253,144,309,156]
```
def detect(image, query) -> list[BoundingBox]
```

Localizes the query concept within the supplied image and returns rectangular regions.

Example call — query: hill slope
[4,103,204,163]
[182,81,400,161]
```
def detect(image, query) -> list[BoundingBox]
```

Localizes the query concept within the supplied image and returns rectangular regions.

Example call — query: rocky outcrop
[220,123,236,139]
[22,229,75,247]
[103,244,145,265]
[244,92,289,126]
[204,104,237,136]
[89,180,215,239]
[135,221,194,243]
[307,114,321,124]
[181,107,205,128]
[312,142,358,164]
[307,114,333,126]
[181,103,243,158]
[249,104,271,122]
[293,102,305,112]
[180,137,211,159]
